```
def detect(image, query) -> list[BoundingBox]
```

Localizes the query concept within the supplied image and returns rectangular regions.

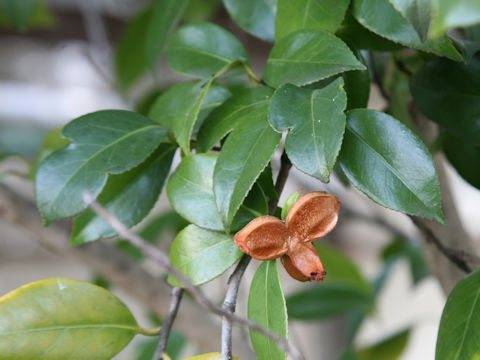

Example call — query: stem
[154,287,184,360]
[221,255,252,360]
[83,193,304,360]
[222,149,294,360]
[242,63,262,86]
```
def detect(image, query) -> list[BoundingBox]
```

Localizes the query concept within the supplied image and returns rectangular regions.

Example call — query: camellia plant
[1,0,480,359]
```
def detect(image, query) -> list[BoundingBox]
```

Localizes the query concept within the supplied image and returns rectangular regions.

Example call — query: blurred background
[1,0,479,359]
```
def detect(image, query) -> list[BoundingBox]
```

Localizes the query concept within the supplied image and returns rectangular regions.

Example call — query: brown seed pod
[233,191,340,282]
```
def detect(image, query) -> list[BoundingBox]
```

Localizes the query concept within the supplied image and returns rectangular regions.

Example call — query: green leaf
[230,182,269,231]
[430,0,480,38]
[0,0,38,30]
[149,80,229,154]
[358,329,410,360]
[338,109,444,223]
[287,243,373,319]
[248,261,287,360]
[114,6,151,91]
[168,224,243,287]
[213,96,281,228]
[410,56,480,145]
[275,0,350,40]
[167,154,224,231]
[71,144,176,245]
[389,0,432,41]
[35,110,168,224]
[336,10,404,51]
[281,191,300,221]
[183,353,240,360]
[443,134,480,189]
[352,0,462,60]
[146,0,188,70]
[222,0,276,42]
[0,278,138,359]
[30,127,70,179]
[264,29,365,87]
[269,78,347,182]
[182,0,222,24]
[197,86,274,153]
[256,164,278,203]
[436,268,480,359]
[167,22,249,78]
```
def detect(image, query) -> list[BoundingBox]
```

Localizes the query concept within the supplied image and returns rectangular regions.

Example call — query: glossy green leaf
[0,0,38,30]
[35,110,168,224]
[197,86,274,153]
[436,268,480,359]
[410,56,480,145]
[444,134,480,189]
[149,80,229,154]
[146,0,187,70]
[269,78,347,182]
[248,261,287,360]
[352,0,462,60]
[287,243,373,319]
[30,127,69,179]
[223,0,276,42]
[256,164,278,203]
[275,0,350,40]
[167,154,224,231]
[168,224,243,287]
[336,10,404,51]
[358,329,410,360]
[114,6,151,91]
[281,191,300,221]
[430,0,480,38]
[183,353,240,360]
[264,29,365,87]
[389,0,432,41]
[0,278,138,359]
[230,183,269,231]
[167,22,249,78]
[213,97,281,228]
[338,109,444,223]
[71,144,176,245]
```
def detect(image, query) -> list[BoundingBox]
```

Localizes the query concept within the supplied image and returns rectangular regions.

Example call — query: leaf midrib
[0,323,138,336]
[46,125,161,214]
[453,288,480,360]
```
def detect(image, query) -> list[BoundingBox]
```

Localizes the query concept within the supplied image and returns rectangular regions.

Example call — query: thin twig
[222,150,295,360]
[154,287,184,360]
[82,193,304,360]
[221,255,252,360]
[410,216,477,273]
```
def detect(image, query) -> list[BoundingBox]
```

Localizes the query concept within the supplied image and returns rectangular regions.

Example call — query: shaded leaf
[339,109,444,223]
[197,86,274,153]
[35,110,168,224]
[0,0,38,30]
[436,268,480,360]
[223,0,276,42]
[248,261,287,360]
[287,243,373,319]
[146,0,188,70]
[430,0,480,38]
[358,329,410,360]
[264,29,365,87]
[71,144,176,245]
[410,56,480,145]
[443,134,480,189]
[352,0,462,60]
[114,6,152,91]
[257,164,278,203]
[149,81,229,154]
[389,0,432,41]
[168,224,242,287]
[230,183,269,231]
[167,22,249,78]
[167,154,224,231]
[213,97,281,228]
[0,278,138,359]
[182,0,222,23]
[275,0,350,40]
[269,78,347,182]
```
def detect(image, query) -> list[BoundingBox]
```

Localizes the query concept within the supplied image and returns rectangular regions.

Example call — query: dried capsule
[233,191,340,282]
